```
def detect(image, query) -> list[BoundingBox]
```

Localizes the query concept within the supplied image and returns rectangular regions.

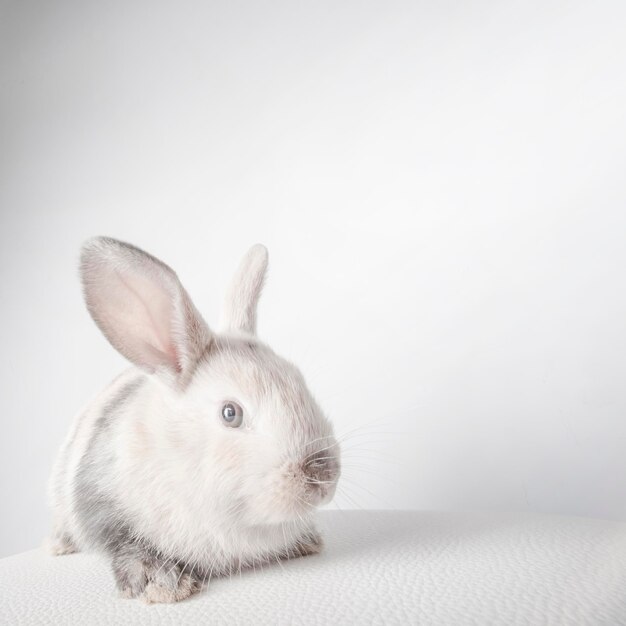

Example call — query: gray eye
[221,402,244,428]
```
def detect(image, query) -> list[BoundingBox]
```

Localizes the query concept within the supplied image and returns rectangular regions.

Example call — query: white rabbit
[47,237,340,603]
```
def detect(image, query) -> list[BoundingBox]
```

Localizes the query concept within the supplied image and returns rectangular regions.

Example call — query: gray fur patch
[74,376,145,553]
[113,544,204,599]
[73,375,207,597]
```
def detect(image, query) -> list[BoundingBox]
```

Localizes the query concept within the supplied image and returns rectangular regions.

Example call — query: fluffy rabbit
[47,237,340,603]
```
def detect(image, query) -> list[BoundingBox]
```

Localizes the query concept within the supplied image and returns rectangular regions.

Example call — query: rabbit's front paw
[113,554,150,599]
[296,529,323,556]
[284,529,323,559]
[141,572,202,604]
[114,551,203,603]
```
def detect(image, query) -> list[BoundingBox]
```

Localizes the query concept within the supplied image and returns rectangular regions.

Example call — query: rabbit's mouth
[264,450,341,523]
[304,476,338,507]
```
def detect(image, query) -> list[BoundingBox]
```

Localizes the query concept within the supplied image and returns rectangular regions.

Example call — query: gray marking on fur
[73,374,206,597]
[112,545,205,598]
[74,376,146,553]
[52,370,128,507]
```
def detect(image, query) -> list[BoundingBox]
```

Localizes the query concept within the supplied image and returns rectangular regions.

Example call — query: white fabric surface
[1,510,625,625]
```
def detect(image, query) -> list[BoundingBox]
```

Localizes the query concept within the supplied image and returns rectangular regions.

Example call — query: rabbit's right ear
[80,237,211,382]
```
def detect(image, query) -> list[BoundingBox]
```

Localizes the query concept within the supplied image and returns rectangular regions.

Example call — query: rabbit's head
[80,237,340,527]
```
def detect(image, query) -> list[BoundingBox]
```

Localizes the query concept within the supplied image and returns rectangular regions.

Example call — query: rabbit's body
[48,369,139,556]
[47,239,339,603]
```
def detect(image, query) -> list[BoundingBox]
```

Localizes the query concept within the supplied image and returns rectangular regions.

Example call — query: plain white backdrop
[1,0,625,558]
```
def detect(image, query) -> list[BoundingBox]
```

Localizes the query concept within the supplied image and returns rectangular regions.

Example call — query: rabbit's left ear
[220,244,268,335]
[80,237,212,382]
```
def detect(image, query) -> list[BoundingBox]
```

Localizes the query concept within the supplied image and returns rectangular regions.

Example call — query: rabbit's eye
[221,402,244,428]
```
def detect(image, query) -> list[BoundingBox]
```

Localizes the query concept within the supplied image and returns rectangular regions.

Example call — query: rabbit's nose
[302,450,340,483]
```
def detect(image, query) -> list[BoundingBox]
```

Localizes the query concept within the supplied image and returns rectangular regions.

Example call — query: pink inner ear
[117,269,182,371]
[87,265,183,373]
[82,237,212,377]
[136,338,181,373]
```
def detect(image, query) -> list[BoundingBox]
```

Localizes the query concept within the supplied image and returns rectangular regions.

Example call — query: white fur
[48,238,339,598]
[220,243,268,335]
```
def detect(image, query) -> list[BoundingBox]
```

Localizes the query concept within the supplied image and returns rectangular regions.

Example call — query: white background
[1,0,625,558]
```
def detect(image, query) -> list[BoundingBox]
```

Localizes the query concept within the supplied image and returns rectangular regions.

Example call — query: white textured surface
[1,511,626,625]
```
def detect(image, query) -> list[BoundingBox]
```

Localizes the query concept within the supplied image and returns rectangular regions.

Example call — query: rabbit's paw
[141,571,202,604]
[113,555,150,599]
[46,533,78,556]
[113,543,203,602]
[286,529,323,559]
